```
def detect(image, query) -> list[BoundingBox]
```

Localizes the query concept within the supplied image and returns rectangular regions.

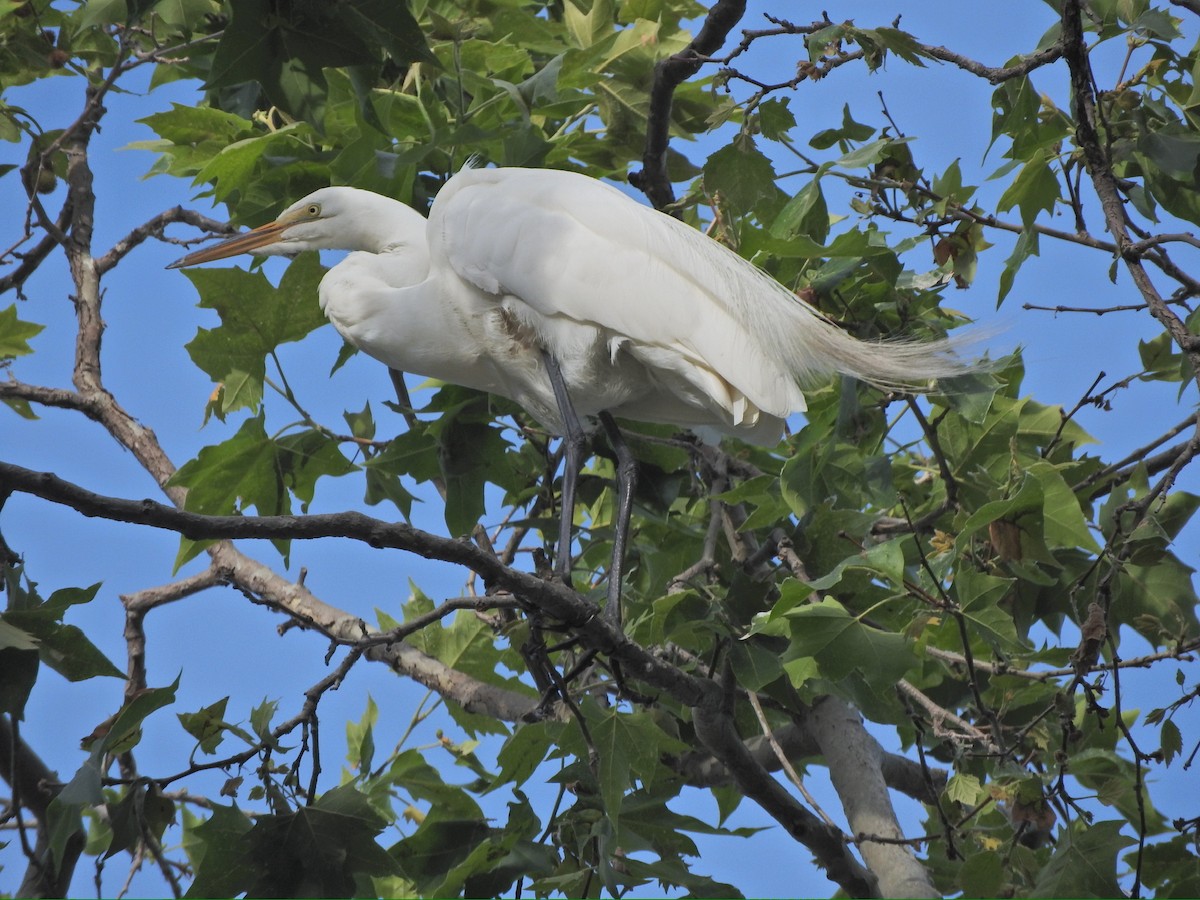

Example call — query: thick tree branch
[0,459,721,713]
[0,380,98,419]
[808,697,938,899]
[0,716,86,898]
[692,700,877,898]
[634,0,747,210]
[676,722,946,804]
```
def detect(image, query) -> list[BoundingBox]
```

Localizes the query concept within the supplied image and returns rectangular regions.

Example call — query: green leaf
[250,697,280,748]
[729,639,784,691]
[169,415,284,515]
[953,567,1022,650]
[275,428,356,510]
[433,413,511,538]
[860,26,931,67]
[930,158,975,206]
[1027,460,1100,552]
[702,134,778,213]
[339,0,435,67]
[1160,719,1182,766]
[959,850,1004,898]
[1,583,124,682]
[835,137,909,170]
[1031,820,1135,898]
[998,227,1039,306]
[104,787,144,860]
[756,97,795,141]
[0,303,44,358]
[946,772,985,805]
[178,697,231,755]
[997,155,1061,226]
[99,676,180,754]
[346,695,377,774]
[779,598,917,692]
[182,253,328,415]
[183,803,256,898]
[810,103,875,150]
[493,721,558,791]
[770,177,829,244]
[590,706,684,818]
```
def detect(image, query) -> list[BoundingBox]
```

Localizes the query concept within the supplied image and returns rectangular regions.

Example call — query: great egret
[169,165,973,621]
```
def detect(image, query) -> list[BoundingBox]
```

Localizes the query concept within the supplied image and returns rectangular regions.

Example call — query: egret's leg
[541,351,588,585]
[387,368,414,412]
[597,411,636,625]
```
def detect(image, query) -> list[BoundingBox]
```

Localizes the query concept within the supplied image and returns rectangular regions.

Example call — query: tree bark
[808,697,938,899]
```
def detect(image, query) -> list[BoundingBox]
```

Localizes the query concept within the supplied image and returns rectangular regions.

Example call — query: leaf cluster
[3,1,1200,897]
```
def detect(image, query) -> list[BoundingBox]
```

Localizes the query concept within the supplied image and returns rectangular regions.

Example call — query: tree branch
[0,715,86,897]
[808,697,938,898]
[693,699,877,898]
[673,722,944,803]
[95,207,236,275]
[0,459,722,714]
[634,0,747,210]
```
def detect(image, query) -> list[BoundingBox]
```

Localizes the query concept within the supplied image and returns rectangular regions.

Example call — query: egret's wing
[429,166,812,424]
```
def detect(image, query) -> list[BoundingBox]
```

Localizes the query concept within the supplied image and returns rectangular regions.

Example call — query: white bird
[169,165,973,620]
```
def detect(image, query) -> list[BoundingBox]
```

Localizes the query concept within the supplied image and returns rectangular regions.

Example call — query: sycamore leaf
[779,598,917,692]
[178,697,231,755]
[703,134,778,213]
[183,803,256,898]
[0,303,44,358]
[997,155,1061,226]
[1031,820,1134,898]
[182,253,327,416]
[168,415,286,515]
[591,706,686,818]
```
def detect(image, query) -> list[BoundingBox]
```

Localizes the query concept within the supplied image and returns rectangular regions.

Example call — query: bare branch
[746,691,837,827]
[0,379,97,418]
[95,207,236,275]
[896,678,1001,754]
[919,42,1063,84]
[675,721,945,804]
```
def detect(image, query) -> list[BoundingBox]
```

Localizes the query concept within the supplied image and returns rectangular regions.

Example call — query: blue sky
[2,2,1198,896]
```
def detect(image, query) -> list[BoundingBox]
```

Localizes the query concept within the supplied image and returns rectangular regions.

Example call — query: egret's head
[167,188,361,268]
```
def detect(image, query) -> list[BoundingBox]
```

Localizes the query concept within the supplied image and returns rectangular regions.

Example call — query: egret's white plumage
[170,165,970,446]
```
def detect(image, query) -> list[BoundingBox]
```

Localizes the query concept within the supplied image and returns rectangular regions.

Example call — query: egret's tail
[787,307,984,394]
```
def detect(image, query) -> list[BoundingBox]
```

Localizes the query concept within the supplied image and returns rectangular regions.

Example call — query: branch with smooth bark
[693,693,877,898]
[675,722,945,804]
[808,697,938,899]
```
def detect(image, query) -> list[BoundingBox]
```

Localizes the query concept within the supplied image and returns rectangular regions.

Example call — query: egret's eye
[306,204,321,217]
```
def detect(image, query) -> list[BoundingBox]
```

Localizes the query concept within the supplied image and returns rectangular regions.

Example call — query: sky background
[2,1,1198,896]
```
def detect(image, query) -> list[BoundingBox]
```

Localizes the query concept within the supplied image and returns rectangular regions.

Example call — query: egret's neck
[334,189,430,256]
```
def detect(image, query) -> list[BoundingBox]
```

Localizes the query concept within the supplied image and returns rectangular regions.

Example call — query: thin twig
[746,691,838,827]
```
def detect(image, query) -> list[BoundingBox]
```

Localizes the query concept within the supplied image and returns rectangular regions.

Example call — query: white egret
[169,165,974,620]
